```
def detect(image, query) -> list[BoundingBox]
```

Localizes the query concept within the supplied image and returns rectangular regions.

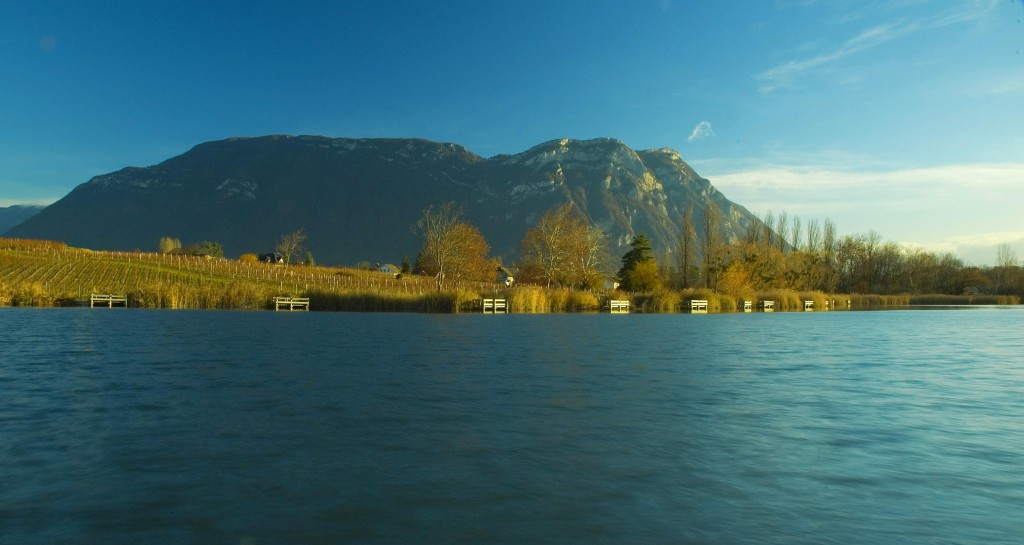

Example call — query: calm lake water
[2,307,1023,544]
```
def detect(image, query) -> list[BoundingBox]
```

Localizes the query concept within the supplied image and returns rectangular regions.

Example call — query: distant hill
[7,135,764,266]
[0,205,45,234]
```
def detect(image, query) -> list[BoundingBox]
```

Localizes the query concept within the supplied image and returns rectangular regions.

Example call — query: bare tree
[996,243,1018,268]
[776,211,789,252]
[995,243,1019,292]
[276,229,307,265]
[790,215,802,252]
[522,203,607,288]
[415,202,462,290]
[158,236,181,254]
[677,206,697,289]
[821,218,838,292]
[415,202,494,290]
[805,218,821,254]
[764,210,776,250]
[701,202,723,289]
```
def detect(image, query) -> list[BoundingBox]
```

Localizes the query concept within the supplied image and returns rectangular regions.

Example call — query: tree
[718,261,754,298]
[763,210,776,250]
[158,237,181,254]
[995,243,1019,293]
[790,215,802,252]
[189,241,223,258]
[415,202,493,289]
[618,233,657,291]
[820,218,838,293]
[626,260,662,292]
[275,229,307,265]
[521,203,607,288]
[701,202,723,289]
[676,206,697,289]
[447,223,495,283]
[578,224,611,289]
[776,211,789,252]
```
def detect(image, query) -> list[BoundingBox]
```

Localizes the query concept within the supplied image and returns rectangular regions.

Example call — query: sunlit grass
[2,238,1018,311]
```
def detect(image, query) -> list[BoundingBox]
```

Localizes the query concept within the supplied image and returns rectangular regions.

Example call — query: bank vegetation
[1,202,1021,311]
[0,238,1013,312]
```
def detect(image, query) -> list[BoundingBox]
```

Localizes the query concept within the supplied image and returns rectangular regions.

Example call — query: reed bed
[506,285,600,313]
[909,294,1020,305]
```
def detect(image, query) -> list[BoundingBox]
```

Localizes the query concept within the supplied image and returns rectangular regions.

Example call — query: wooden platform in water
[480,298,507,313]
[273,297,310,311]
[90,294,127,308]
[607,299,630,313]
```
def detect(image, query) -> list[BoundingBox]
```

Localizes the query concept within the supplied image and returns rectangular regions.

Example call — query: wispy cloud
[707,162,1024,191]
[755,2,1000,93]
[981,74,1024,96]
[755,23,904,93]
[687,120,715,142]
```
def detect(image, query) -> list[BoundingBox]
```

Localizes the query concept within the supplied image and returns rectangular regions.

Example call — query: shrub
[649,289,682,312]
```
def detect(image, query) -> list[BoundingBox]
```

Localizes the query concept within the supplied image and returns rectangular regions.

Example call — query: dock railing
[607,299,630,313]
[273,296,310,311]
[90,294,127,308]
[481,298,508,313]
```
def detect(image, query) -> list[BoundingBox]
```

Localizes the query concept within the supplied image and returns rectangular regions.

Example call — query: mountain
[7,135,763,266]
[0,205,45,234]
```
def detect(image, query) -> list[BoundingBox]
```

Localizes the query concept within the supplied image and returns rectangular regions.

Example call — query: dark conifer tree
[617,233,655,291]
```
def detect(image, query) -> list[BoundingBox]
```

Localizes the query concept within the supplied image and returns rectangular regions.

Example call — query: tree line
[160,202,1024,300]
[413,200,1024,299]
[683,208,1023,299]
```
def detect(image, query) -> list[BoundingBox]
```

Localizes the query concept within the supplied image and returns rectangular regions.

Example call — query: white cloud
[0,198,56,208]
[700,160,1024,264]
[910,232,1024,266]
[687,121,715,142]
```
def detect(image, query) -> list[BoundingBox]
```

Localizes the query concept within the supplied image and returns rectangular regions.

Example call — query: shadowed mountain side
[8,135,764,265]
[0,205,45,234]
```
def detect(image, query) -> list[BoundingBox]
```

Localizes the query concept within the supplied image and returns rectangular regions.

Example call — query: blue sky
[3,0,1022,264]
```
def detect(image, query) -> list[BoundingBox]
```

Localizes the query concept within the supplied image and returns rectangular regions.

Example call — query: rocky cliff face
[8,135,761,266]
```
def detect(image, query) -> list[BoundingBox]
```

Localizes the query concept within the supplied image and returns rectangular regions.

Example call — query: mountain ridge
[8,135,763,266]
[0,205,45,234]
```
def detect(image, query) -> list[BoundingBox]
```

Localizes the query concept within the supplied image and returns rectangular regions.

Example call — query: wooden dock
[689,299,708,314]
[481,298,508,313]
[90,294,127,308]
[273,296,310,311]
[607,299,630,314]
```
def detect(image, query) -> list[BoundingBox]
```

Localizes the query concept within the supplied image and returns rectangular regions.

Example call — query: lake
[2,307,1023,544]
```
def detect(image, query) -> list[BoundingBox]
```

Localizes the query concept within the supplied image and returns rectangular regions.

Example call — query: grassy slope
[0,239,486,310]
